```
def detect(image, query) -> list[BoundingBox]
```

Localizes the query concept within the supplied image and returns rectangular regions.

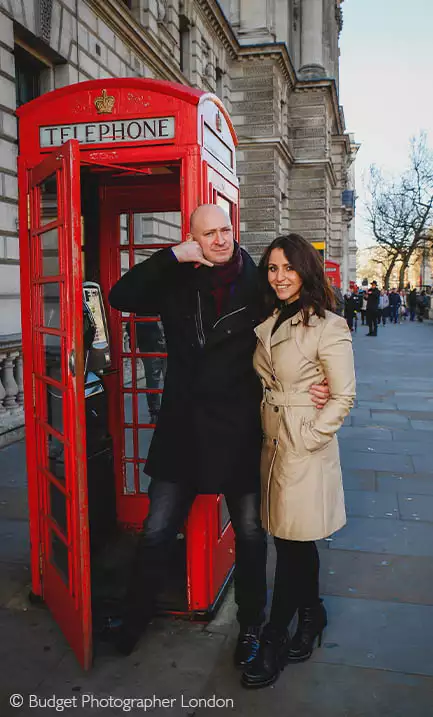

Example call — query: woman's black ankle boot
[241,624,290,689]
[285,600,327,663]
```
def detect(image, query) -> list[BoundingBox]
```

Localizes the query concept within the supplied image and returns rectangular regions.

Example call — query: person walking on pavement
[378,290,389,326]
[388,288,401,324]
[241,234,356,690]
[408,288,417,321]
[108,205,330,661]
[360,290,367,325]
[366,281,380,336]
[417,290,429,322]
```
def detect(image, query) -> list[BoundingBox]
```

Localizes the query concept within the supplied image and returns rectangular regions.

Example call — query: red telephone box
[16,79,240,669]
[325,260,342,289]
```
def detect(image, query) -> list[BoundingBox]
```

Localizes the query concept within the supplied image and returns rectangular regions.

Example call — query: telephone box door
[24,140,92,669]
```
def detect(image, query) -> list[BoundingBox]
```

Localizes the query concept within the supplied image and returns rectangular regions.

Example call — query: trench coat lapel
[254,313,278,357]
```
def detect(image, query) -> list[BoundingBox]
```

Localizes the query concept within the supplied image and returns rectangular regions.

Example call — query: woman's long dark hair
[258,234,336,325]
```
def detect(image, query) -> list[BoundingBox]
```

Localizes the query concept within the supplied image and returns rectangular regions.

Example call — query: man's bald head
[188,204,234,265]
[190,204,231,233]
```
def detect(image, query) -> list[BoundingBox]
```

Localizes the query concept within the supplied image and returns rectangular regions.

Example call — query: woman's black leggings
[269,537,320,629]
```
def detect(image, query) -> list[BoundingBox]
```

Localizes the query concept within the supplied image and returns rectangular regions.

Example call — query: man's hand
[172,240,214,268]
[310,379,330,410]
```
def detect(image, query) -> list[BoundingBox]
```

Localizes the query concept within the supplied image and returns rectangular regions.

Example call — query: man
[108,205,329,663]
[388,288,401,324]
[366,280,380,336]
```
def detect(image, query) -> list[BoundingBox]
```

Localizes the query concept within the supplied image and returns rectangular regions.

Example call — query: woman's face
[267,248,303,303]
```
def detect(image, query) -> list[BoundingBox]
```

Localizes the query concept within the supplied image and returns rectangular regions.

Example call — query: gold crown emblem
[215,111,222,133]
[94,89,115,114]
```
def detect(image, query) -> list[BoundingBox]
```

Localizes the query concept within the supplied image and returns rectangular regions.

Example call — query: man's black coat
[109,247,263,495]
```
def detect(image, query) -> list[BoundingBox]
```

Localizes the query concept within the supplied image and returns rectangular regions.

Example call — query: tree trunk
[384,254,398,289]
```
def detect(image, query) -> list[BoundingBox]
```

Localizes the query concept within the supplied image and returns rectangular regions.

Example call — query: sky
[339,0,433,248]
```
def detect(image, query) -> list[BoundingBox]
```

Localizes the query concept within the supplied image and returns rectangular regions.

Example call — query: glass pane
[42,283,61,329]
[120,213,129,245]
[124,428,134,458]
[49,482,67,534]
[120,250,131,277]
[41,228,59,276]
[137,392,160,424]
[139,470,151,493]
[125,462,135,494]
[122,357,133,388]
[51,531,69,585]
[42,381,63,434]
[134,320,167,354]
[138,429,153,461]
[137,357,165,391]
[47,434,65,482]
[123,393,133,424]
[220,497,230,532]
[40,174,58,226]
[132,211,182,245]
[43,334,62,382]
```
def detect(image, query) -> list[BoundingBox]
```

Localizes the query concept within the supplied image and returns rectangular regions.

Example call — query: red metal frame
[20,141,92,669]
[17,79,241,664]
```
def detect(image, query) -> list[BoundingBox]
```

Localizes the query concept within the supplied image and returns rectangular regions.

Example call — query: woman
[242,234,356,690]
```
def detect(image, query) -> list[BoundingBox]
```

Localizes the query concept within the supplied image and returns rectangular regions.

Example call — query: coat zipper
[212,305,247,329]
[195,290,206,348]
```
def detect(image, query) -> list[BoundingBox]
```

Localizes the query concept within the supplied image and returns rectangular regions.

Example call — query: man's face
[189,206,234,265]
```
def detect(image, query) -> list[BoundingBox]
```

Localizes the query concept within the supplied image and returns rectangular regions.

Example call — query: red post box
[16,79,240,669]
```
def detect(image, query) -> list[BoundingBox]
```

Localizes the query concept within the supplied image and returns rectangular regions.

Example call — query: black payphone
[82,283,116,552]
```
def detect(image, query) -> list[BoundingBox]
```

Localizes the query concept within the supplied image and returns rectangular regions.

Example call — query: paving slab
[319,549,433,605]
[338,426,393,440]
[391,429,432,442]
[369,412,411,426]
[357,401,398,410]
[0,487,29,521]
[397,493,433,522]
[377,472,433,495]
[0,441,28,489]
[352,414,410,428]
[340,450,413,473]
[410,420,433,431]
[0,520,29,563]
[339,438,429,455]
[0,562,31,607]
[197,640,433,717]
[344,490,399,519]
[412,454,433,473]
[330,517,433,556]
[341,469,376,491]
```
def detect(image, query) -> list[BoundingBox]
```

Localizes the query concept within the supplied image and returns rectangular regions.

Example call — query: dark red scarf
[208,242,243,316]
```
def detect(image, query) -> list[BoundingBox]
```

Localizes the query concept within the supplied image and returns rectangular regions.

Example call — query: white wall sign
[39,117,175,148]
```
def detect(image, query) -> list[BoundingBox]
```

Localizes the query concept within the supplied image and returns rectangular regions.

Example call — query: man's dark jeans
[121,479,267,635]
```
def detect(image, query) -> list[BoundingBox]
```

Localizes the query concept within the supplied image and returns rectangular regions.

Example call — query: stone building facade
[0,0,356,431]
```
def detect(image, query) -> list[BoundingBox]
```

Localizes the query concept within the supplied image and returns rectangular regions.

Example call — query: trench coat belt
[264,388,316,407]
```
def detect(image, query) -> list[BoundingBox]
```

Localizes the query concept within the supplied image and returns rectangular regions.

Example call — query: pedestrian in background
[242,234,356,690]
[399,290,407,321]
[378,290,389,326]
[417,290,428,322]
[366,281,380,336]
[408,288,417,321]
[389,288,401,324]
[360,291,367,326]
[344,291,357,331]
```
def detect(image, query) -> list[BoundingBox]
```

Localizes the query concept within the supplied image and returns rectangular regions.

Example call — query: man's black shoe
[366,333,373,336]
[234,626,261,668]
[241,625,290,689]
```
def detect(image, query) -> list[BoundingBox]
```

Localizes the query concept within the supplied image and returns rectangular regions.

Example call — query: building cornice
[294,158,338,187]
[194,0,239,59]
[88,0,188,84]
[237,43,297,88]
[238,137,295,166]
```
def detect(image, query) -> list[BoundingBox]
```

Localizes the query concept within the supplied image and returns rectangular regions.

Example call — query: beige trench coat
[253,309,356,541]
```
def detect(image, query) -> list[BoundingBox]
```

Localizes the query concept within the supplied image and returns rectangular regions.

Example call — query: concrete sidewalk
[1,318,433,716]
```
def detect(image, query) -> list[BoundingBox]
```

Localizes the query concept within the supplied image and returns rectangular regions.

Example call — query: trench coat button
[274,406,279,413]
[273,439,278,445]
[271,375,276,381]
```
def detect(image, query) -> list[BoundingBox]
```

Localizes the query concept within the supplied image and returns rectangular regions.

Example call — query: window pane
[123,393,133,424]
[49,483,67,534]
[42,381,63,434]
[138,428,154,461]
[124,428,134,458]
[125,462,135,494]
[132,211,182,245]
[139,470,151,493]
[42,283,61,329]
[43,334,62,382]
[134,320,166,354]
[40,174,58,226]
[51,531,69,585]
[47,434,65,482]
[40,228,59,276]
[120,213,129,245]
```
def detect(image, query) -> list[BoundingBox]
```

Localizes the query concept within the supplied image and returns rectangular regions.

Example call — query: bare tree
[364,133,433,289]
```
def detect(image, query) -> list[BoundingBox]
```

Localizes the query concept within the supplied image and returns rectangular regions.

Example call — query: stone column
[300,0,325,78]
